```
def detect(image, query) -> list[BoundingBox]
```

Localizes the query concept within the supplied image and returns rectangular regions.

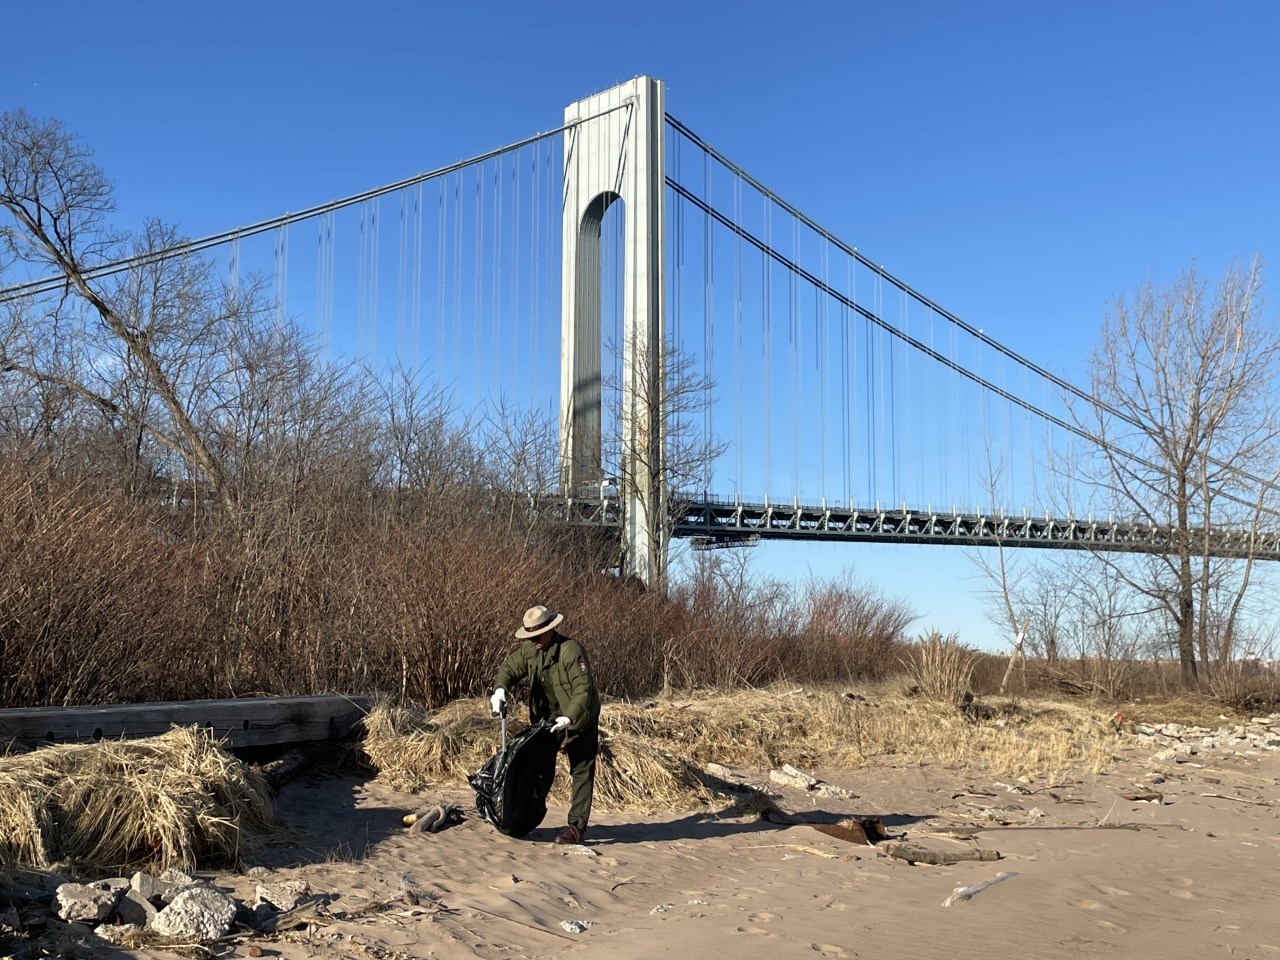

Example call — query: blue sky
[5,1,1280,649]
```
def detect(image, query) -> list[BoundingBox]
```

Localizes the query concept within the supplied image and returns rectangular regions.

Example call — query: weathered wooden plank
[0,695,372,749]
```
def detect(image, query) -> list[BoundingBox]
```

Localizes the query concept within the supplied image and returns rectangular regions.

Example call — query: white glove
[551,716,571,733]
[489,688,506,716]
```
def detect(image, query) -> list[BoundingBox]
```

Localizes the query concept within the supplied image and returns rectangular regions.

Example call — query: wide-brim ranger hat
[515,605,564,639]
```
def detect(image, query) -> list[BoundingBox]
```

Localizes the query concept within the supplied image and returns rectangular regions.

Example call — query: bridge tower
[560,77,667,586]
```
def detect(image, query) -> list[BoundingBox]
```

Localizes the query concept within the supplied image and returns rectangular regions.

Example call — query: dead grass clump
[904,632,977,704]
[361,700,496,792]
[364,688,1123,809]
[0,727,273,872]
[362,702,715,813]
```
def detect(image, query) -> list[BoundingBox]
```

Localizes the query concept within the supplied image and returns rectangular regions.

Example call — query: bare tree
[1066,261,1280,689]
[0,112,300,523]
[602,335,727,592]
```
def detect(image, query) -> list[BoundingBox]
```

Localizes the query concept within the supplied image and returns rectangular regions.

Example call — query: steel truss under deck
[550,495,1280,561]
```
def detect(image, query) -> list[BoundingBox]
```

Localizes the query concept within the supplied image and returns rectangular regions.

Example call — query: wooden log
[0,695,371,749]
[878,840,1001,865]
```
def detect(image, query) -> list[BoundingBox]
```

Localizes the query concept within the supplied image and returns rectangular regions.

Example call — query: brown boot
[554,823,584,845]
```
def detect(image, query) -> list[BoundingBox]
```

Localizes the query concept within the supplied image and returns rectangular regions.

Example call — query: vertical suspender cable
[703,149,714,494]
[763,195,772,501]
[494,155,504,386]
[436,181,446,377]
[734,174,744,501]
[819,238,828,500]
[413,187,423,364]
[474,165,484,401]
[839,254,847,504]
[453,172,463,395]
[790,218,799,501]
[397,191,407,357]
[512,150,522,400]
[357,205,368,355]
[369,198,380,358]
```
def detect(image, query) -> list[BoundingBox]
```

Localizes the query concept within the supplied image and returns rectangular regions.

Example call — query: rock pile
[1129,712,1280,761]
[0,866,315,953]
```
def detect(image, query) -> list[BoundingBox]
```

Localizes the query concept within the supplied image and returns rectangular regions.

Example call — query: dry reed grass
[363,703,717,813]
[905,631,977,704]
[362,687,1122,811]
[0,727,274,872]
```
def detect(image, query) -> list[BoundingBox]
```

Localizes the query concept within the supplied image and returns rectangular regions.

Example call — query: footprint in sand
[1170,889,1197,899]
[749,912,778,923]
[734,926,771,935]
[1097,886,1130,897]
[1070,900,1103,910]
[1095,919,1127,934]
[811,945,847,958]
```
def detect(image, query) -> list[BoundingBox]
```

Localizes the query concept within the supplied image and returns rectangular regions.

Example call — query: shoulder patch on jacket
[578,657,588,674]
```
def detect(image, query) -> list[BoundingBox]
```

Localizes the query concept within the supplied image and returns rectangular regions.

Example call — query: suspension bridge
[5,77,1278,584]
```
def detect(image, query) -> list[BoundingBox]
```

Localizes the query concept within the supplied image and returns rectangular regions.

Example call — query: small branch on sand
[1200,793,1273,807]
[878,841,1000,866]
[744,843,839,859]
[463,904,577,942]
[610,876,640,891]
[942,871,1018,907]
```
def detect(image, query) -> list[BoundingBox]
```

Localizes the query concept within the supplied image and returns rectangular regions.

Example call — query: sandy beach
[95,730,1279,960]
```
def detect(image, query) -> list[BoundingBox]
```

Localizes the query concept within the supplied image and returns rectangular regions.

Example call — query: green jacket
[494,633,600,733]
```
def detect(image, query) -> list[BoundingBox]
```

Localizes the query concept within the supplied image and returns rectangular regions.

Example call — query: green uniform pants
[563,725,598,830]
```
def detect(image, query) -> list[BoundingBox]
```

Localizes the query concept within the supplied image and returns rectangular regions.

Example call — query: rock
[815,783,857,799]
[151,885,237,941]
[769,766,819,790]
[650,903,672,915]
[705,762,736,779]
[560,919,593,933]
[55,881,124,923]
[95,922,143,945]
[781,763,819,786]
[115,889,157,927]
[130,871,177,905]
[254,879,311,912]
[246,865,271,879]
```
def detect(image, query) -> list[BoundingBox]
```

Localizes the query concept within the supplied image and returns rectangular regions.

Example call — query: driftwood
[878,841,1000,865]
[942,871,1018,907]
[1201,793,1273,807]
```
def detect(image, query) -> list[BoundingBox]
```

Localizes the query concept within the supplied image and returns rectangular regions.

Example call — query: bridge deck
[554,496,1280,560]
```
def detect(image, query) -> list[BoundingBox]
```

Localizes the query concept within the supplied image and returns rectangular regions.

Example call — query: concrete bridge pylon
[560,77,667,586]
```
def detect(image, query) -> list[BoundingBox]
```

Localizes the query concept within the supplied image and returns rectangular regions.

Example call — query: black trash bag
[468,719,558,838]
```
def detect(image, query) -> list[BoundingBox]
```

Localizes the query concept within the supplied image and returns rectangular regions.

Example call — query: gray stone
[816,783,857,799]
[151,885,236,941]
[560,919,593,933]
[55,881,124,923]
[116,889,158,927]
[254,879,311,912]
[130,870,176,905]
[246,865,271,879]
